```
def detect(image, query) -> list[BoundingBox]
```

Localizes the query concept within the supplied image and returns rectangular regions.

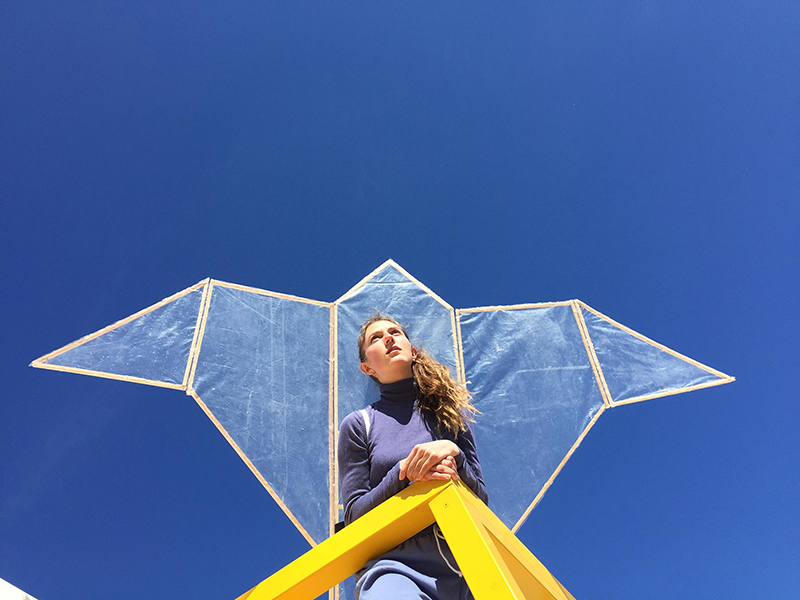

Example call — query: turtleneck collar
[378,377,416,404]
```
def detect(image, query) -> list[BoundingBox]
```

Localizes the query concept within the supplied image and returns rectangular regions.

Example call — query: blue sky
[2,2,798,598]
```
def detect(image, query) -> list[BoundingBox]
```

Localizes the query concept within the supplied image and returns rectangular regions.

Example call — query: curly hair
[357,314,478,435]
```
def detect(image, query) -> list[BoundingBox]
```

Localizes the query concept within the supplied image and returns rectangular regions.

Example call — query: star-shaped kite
[32,260,733,547]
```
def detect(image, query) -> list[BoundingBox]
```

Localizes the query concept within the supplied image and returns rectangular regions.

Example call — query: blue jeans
[355,526,473,600]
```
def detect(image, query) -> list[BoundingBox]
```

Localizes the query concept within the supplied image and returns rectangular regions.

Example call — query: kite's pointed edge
[334,260,453,312]
[28,362,186,390]
[576,300,734,381]
[335,259,399,303]
[384,261,453,311]
[610,376,735,407]
[188,389,319,548]
[512,405,607,533]
[30,279,209,367]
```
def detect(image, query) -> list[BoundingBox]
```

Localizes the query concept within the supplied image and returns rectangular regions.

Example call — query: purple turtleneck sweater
[338,377,488,525]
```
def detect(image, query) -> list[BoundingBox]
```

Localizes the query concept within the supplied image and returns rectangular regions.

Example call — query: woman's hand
[399,455,459,483]
[417,456,459,482]
[399,440,461,482]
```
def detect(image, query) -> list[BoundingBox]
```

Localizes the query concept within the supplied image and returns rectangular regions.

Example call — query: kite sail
[32,260,733,548]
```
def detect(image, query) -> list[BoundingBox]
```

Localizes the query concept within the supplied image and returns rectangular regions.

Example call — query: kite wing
[32,280,208,389]
[458,300,732,531]
[32,279,333,546]
[32,260,733,546]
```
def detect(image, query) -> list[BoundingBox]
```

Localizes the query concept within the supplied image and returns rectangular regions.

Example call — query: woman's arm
[338,411,410,525]
[452,419,489,504]
[397,423,488,504]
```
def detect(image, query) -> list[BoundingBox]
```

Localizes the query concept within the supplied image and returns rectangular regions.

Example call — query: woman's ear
[411,347,418,361]
[360,362,373,376]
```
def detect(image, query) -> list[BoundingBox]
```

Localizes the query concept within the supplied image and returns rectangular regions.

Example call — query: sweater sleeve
[338,410,411,525]
[453,419,489,505]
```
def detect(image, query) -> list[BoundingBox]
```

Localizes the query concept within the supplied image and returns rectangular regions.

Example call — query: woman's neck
[378,377,415,403]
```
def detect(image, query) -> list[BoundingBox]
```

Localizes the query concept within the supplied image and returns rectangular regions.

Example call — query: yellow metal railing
[236,479,575,600]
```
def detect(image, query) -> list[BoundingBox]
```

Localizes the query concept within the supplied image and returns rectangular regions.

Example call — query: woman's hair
[357,314,478,435]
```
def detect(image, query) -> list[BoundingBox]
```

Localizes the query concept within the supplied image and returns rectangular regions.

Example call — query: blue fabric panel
[192,285,331,544]
[459,305,605,530]
[370,264,417,284]
[581,308,722,403]
[42,287,204,385]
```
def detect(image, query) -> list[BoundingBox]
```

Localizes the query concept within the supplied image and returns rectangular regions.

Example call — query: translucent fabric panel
[581,308,722,404]
[39,287,204,385]
[191,285,331,544]
[335,265,457,599]
[336,264,458,425]
[459,306,605,530]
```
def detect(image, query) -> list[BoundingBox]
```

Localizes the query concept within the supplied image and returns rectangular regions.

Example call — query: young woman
[338,315,488,600]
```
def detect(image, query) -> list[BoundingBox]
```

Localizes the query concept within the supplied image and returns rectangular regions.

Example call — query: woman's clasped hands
[399,440,461,483]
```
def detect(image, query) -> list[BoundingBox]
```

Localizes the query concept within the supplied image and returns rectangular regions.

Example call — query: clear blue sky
[2,2,797,598]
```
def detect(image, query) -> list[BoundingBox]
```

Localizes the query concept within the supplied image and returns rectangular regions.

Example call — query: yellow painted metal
[453,481,576,600]
[235,480,447,600]
[431,481,574,600]
[235,479,574,600]
[429,486,521,600]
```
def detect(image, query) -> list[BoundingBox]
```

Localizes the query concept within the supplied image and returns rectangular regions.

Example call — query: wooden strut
[235,479,575,600]
[182,278,212,389]
[188,389,317,548]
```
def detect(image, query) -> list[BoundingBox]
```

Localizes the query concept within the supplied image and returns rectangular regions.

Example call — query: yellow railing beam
[432,481,572,600]
[430,485,525,600]
[236,480,449,600]
[452,480,576,600]
[235,479,575,600]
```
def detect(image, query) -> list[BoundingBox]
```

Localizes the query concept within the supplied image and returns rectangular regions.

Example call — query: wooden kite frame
[30,260,735,596]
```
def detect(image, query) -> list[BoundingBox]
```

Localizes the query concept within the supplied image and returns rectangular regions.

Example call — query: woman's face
[359,320,417,384]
